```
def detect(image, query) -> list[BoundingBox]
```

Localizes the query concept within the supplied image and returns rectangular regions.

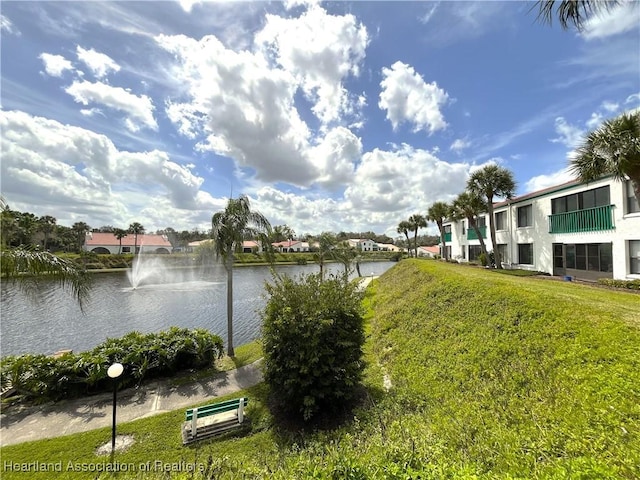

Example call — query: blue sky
[1,1,638,238]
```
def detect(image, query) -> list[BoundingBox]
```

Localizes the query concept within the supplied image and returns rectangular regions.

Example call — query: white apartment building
[442,177,640,281]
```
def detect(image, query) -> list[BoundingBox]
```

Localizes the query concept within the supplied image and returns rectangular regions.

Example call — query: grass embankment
[2,260,639,479]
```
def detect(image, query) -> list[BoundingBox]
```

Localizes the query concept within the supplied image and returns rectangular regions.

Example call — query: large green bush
[0,327,223,403]
[262,273,366,422]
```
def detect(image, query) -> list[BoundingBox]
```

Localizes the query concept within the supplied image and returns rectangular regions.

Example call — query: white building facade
[442,177,640,281]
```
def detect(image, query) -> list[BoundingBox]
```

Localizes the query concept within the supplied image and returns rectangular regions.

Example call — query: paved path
[0,360,263,447]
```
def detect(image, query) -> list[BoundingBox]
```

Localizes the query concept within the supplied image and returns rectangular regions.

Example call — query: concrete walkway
[0,360,263,447]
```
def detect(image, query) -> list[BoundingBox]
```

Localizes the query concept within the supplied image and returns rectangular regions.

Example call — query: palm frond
[1,247,91,307]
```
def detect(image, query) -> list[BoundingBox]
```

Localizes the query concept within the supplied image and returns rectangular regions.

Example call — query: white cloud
[419,2,440,24]
[626,93,640,106]
[550,117,584,148]
[581,1,640,40]
[585,112,603,130]
[309,126,362,189]
[65,80,157,131]
[177,0,202,13]
[158,29,366,190]
[601,100,619,113]
[525,168,575,193]
[379,61,449,135]
[450,137,470,152]
[39,53,74,77]
[76,46,120,78]
[0,110,216,231]
[255,4,368,126]
[1,14,20,35]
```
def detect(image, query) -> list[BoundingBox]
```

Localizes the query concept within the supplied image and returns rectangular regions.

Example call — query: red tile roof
[86,232,171,247]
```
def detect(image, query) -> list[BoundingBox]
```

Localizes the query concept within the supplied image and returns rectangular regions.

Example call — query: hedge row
[0,327,223,403]
[598,278,640,290]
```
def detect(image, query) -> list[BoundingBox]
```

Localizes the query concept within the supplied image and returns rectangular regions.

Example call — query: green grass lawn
[2,260,639,479]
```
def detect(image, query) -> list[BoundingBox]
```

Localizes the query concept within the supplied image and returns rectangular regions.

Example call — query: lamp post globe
[108,362,124,453]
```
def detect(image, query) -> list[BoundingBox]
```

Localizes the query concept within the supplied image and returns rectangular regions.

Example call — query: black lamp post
[107,362,124,453]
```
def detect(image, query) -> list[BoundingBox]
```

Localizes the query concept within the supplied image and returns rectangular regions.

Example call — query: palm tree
[427,201,451,261]
[38,215,57,251]
[533,0,621,30]
[129,222,145,254]
[571,111,640,206]
[408,214,427,259]
[313,232,337,280]
[451,192,489,256]
[396,220,412,257]
[114,228,128,254]
[467,165,516,269]
[71,222,91,253]
[211,195,272,357]
[1,247,91,306]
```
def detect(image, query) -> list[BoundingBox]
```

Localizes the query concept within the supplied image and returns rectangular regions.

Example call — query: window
[469,245,483,261]
[462,221,466,234]
[445,246,451,259]
[496,244,508,263]
[518,243,533,265]
[122,246,131,253]
[461,247,466,259]
[517,205,533,227]
[575,244,586,270]
[494,211,506,230]
[630,240,640,274]
[444,225,451,234]
[476,216,486,228]
[565,243,612,272]
[627,181,640,214]
[551,186,610,213]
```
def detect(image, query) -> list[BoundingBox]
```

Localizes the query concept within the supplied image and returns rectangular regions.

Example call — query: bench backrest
[185,398,249,421]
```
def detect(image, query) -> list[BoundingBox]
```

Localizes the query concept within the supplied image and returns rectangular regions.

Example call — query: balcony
[548,205,615,234]
[467,226,486,240]
[443,232,452,242]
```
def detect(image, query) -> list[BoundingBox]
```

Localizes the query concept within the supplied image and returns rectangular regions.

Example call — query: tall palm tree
[71,222,90,253]
[212,195,272,357]
[396,220,412,257]
[467,165,516,269]
[313,232,337,280]
[38,215,57,251]
[129,222,145,254]
[451,192,489,256]
[427,201,451,261]
[571,111,640,205]
[114,228,128,254]
[408,214,427,259]
[533,0,620,30]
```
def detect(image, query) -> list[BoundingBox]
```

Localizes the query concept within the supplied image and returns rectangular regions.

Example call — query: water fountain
[126,246,223,291]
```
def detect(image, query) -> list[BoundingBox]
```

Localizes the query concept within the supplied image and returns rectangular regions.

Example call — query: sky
[1,1,639,239]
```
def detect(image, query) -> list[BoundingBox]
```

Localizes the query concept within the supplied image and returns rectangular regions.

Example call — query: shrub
[262,272,366,422]
[598,278,640,290]
[0,327,224,403]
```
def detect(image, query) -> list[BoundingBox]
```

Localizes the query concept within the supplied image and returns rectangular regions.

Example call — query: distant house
[84,232,172,254]
[347,239,379,251]
[416,246,440,258]
[187,239,263,253]
[377,243,402,252]
[272,240,309,253]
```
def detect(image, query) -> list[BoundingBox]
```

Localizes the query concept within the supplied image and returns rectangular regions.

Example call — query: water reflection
[1,262,395,356]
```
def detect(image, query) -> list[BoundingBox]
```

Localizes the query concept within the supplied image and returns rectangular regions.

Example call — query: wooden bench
[181,397,248,445]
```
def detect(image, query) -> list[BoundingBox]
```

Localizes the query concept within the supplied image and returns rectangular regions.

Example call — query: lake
[0,261,395,356]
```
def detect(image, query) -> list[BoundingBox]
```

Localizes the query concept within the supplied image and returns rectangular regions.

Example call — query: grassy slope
[1,260,638,479]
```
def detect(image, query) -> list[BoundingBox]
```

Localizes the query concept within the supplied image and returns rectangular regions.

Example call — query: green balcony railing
[548,205,615,234]
[467,226,486,240]
[443,232,452,242]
